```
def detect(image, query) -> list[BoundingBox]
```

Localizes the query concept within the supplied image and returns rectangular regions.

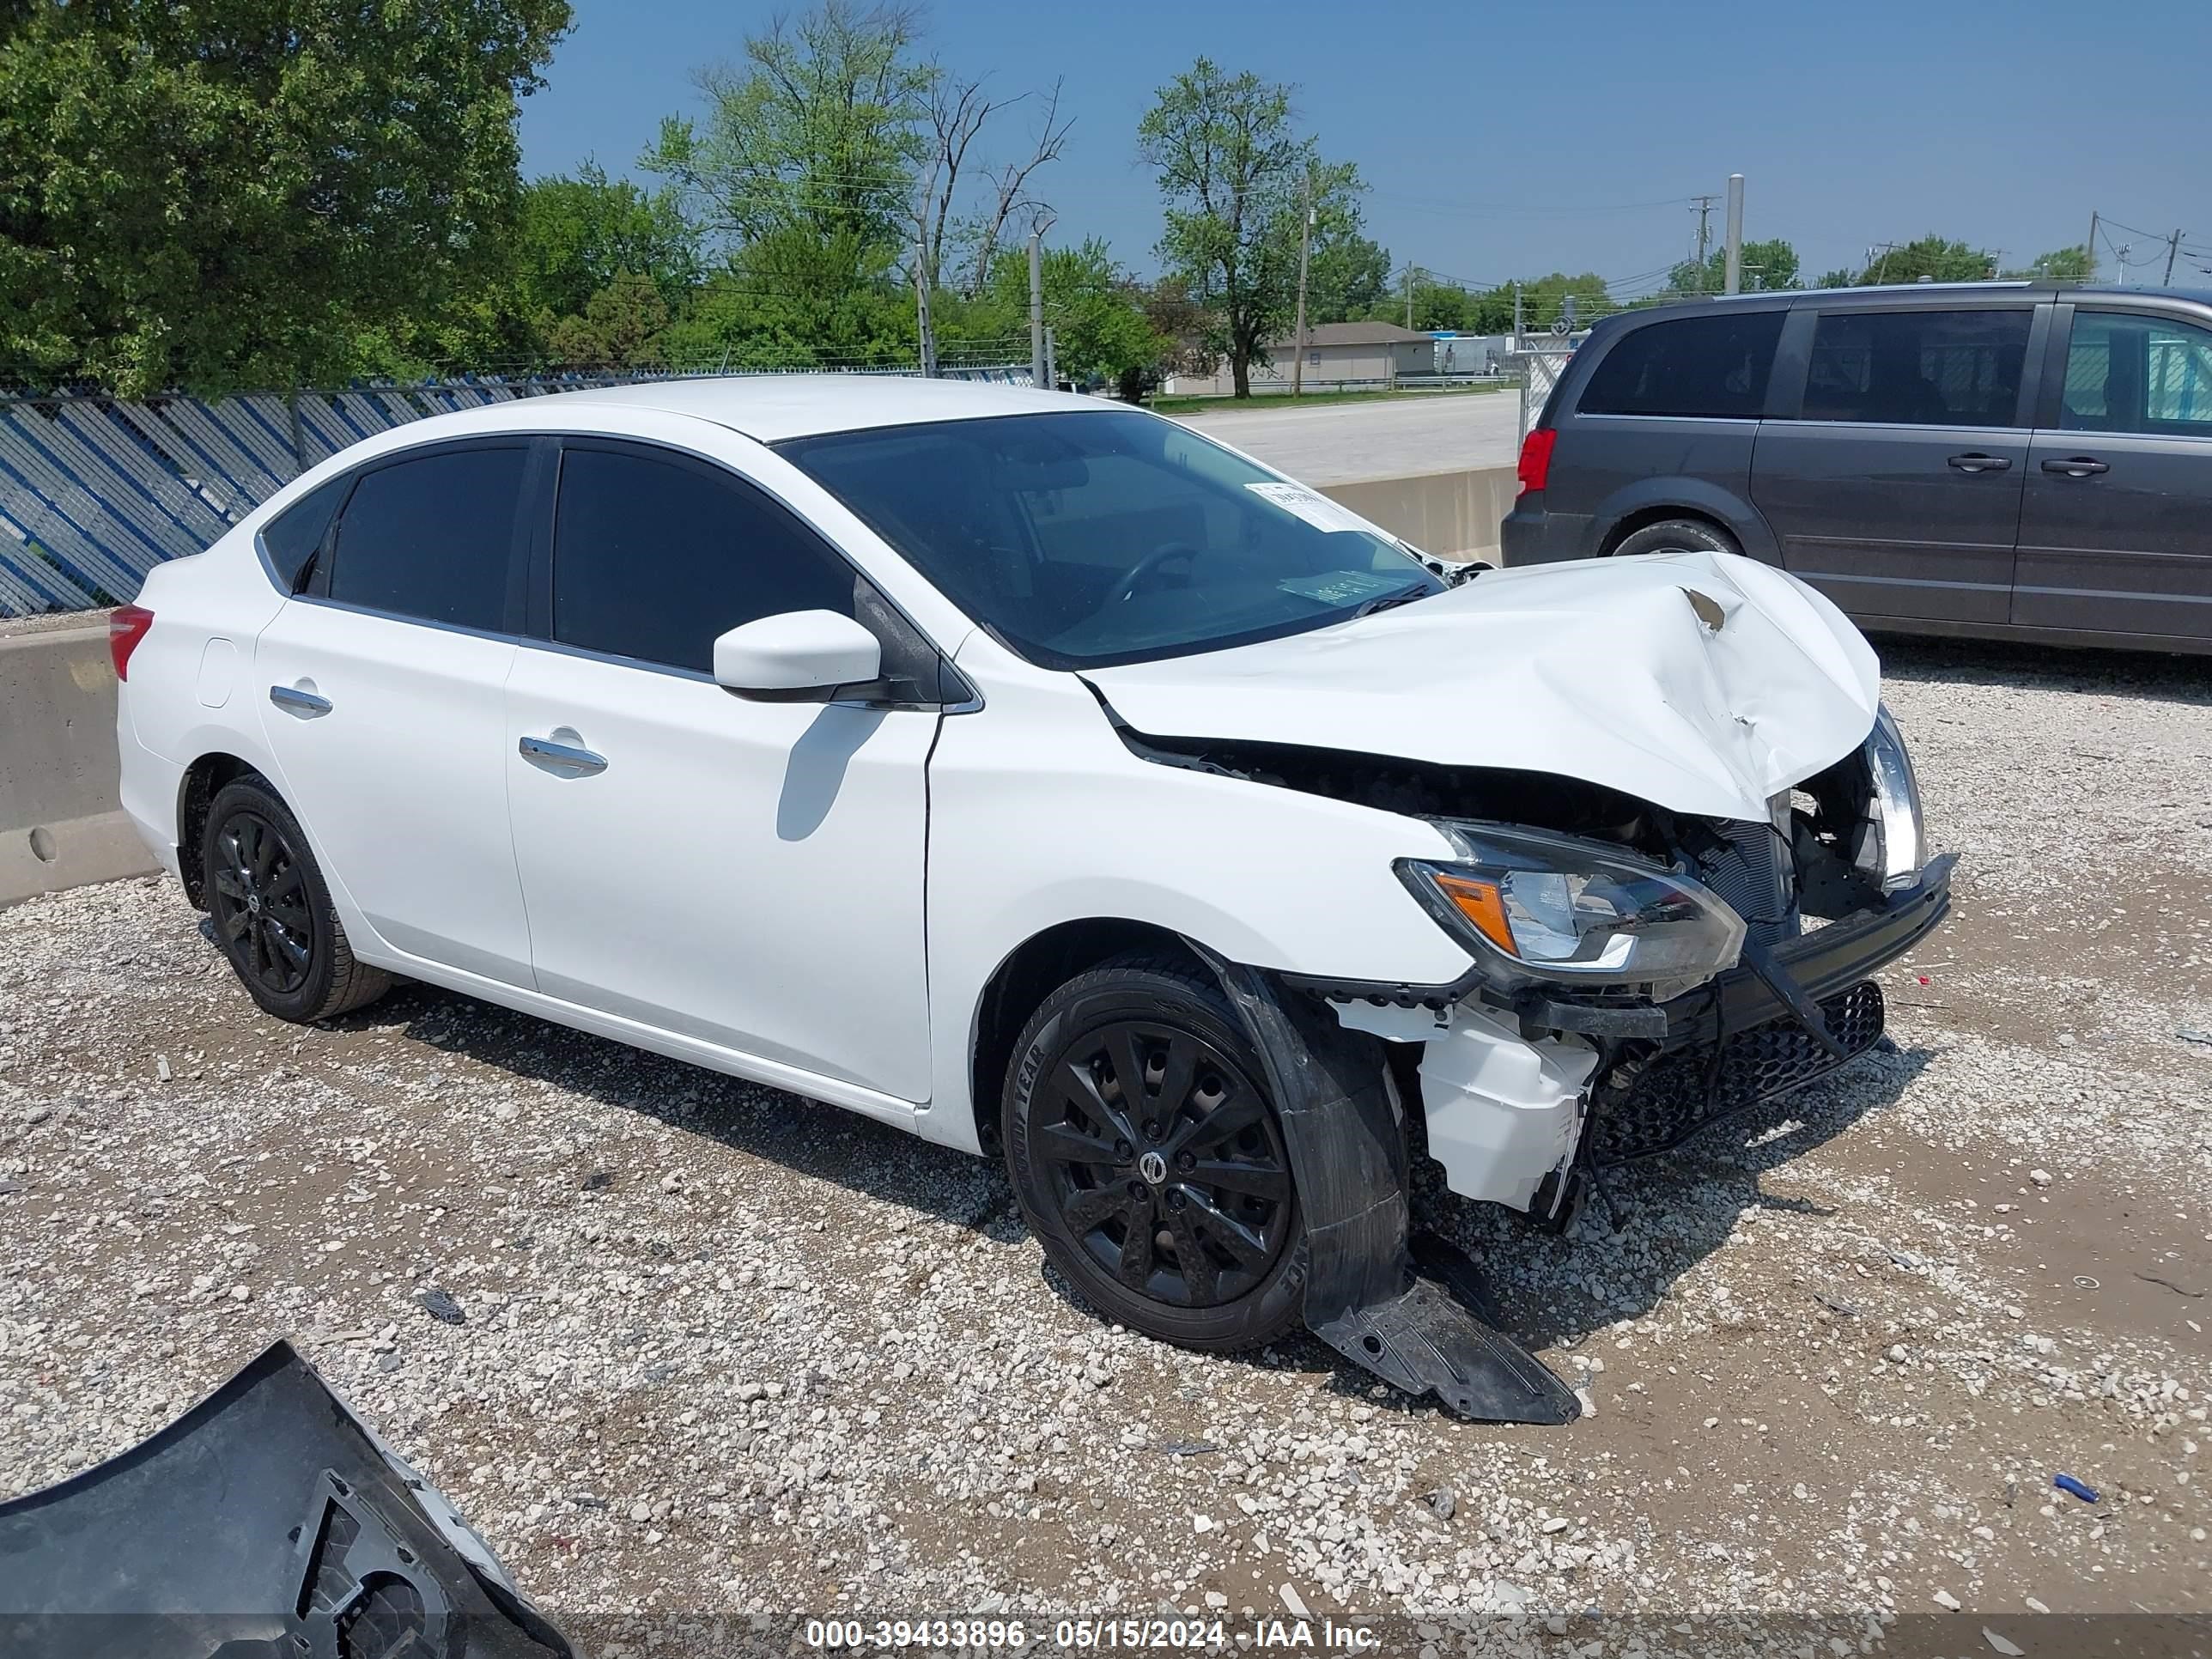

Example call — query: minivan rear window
[1802,308,2031,426]
[1577,311,1784,419]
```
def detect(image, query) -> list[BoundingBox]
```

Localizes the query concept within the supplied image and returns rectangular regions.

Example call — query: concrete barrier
[1,615,161,907]
[1319,465,1516,562]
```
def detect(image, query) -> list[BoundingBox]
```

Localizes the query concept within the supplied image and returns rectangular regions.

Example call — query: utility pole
[2166,228,2185,285]
[1688,195,1718,291]
[913,234,937,378]
[1028,227,1046,389]
[1404,263,1416,331]
[1291,171,1316,396]
[2086,210,2100,283]
[1723,173,1745,295]
[1044,326,1057,390]
[1511,282,1523,349]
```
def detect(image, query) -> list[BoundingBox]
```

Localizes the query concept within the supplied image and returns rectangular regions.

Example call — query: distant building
[1163,322,1436,396]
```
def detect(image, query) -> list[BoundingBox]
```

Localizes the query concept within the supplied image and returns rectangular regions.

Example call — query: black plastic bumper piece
[1208,955,1581,1426]
[0,1340,574,1659]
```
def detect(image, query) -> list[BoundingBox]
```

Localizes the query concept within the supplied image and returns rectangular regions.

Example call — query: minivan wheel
[202,776,392,1024]
[1002,954,1305,1352]
[1607,517,1741,560]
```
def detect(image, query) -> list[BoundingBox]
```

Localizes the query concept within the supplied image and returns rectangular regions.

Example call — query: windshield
[776,410,1442,669]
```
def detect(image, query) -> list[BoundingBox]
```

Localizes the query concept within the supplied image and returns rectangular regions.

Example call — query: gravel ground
[2,638,2209,1656]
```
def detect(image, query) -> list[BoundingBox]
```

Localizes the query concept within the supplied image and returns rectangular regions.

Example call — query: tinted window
[1802,308,2030,426]
[326,447,525,629]
[2062,310,2212,434]
[259,474,349,591]
[1577,311,1783,418]
[779,410,1440,671]
[551,447,857,673]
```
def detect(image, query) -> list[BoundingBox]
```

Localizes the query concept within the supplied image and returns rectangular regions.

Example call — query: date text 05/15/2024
[803,1617,1382,1650]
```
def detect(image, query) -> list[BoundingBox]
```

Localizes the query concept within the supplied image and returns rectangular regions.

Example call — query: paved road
[1175,390,1522,484]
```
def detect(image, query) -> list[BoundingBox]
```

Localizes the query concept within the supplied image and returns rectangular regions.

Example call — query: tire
[1002,952,1305,1352]
[1607,517,1742,560]
[201,775,391,1024]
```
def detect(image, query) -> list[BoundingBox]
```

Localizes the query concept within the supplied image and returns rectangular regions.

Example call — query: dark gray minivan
[1500,283,2212,653]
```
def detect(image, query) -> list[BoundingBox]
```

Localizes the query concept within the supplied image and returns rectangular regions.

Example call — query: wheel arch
[175,752,267,909]
[1590,479,1780,562]
[966,917,1210,1155]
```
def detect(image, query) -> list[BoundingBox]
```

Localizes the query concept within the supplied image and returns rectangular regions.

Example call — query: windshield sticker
[1277,568,1408,605]
[1245,481,1379,536]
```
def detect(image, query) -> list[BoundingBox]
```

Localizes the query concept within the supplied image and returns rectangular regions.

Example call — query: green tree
[546,272,673,368]
[1858,236,1997,284]
[0,0,571,394]
[2005,244,2094,281]
[515,165,700,320]
[1304,212,1391,325]
[1815,267,1858,289]
[659,225,912,369]
[1666,237,1802,295]
[642,0,927,275]
[1138,59,1358,397]
[975,238,1166,388]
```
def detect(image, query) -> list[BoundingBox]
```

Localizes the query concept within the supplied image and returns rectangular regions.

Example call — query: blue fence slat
[152,399,289,512]
[0,518,95,612]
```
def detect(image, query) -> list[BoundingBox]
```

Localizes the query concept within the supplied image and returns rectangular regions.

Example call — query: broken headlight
[1398,823,1747,988]
[1856,703,1926,894]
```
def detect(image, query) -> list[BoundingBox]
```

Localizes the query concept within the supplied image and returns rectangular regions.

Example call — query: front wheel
[1001,954,1305,1352]
[201,775,392,1024]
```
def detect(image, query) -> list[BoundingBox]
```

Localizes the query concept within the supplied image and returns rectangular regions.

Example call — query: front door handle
[269,684,332,718]
[1947,452,2013,473]
[519,734,608,776]
[2041,456,2110,477]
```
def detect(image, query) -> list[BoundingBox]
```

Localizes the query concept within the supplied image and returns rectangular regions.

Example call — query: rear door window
[1802,308,2031,426]
[1577,311,1784,418]
[2060,310,2212,434]
[324,446,526,630]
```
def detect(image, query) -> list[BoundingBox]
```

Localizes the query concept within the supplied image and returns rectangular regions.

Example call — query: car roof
[1616,281,2212,319]
[533,373,1076,443]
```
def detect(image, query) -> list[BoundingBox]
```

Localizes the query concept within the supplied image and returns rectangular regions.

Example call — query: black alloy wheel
[198,775,391,1023]
[1004,955,1306,1352]
[210,808,313,998]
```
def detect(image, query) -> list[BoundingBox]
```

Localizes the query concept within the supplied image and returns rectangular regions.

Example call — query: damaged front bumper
[1293,854,1954,1219]
[0,1340,575,1659]
[1232,859,1950,1425]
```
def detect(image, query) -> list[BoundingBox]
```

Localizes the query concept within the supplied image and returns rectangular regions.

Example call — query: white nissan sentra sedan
[112,378,1951,1421]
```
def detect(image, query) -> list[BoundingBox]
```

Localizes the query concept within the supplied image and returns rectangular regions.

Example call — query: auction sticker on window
[1244,481,1378,535]
[1276,569,1409,605]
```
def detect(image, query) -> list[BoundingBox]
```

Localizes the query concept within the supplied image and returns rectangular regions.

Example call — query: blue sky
[518,0,2212,295]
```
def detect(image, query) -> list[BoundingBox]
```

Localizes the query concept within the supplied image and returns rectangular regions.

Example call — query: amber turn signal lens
[1432,873,1517,957]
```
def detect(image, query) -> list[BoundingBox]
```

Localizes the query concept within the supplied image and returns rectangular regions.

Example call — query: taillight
[1516,427,1557,495]
[108,605,154,680]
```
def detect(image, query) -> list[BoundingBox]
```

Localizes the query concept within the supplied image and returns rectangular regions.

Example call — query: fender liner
[1204,954,1580,1425]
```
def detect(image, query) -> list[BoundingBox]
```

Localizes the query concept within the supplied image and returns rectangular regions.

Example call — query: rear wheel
[202,776,391,1023]
[1607,517,1741,560]
[1002,954,1304,1352]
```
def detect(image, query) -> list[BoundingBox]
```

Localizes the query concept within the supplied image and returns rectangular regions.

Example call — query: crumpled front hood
[1079,550,1881,821]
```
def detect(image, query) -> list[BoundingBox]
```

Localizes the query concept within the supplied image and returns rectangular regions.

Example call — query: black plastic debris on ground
[417,1288,465,1325]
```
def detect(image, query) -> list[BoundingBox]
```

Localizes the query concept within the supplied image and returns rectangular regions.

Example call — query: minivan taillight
[1516,427,1557,496]
[108,605,154,680]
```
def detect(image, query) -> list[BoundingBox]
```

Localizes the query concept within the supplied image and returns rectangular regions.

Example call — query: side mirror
[712,611,883,702]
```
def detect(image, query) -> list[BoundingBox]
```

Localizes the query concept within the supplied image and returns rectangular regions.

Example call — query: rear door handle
[519,734,607,776]
[2041,456,2110,477]
[1947,453,2012,473]
[268,684,331,718]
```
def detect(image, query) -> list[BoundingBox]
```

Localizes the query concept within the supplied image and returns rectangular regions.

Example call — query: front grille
[1698,816,1799,947]
[1589,980,1885,1165]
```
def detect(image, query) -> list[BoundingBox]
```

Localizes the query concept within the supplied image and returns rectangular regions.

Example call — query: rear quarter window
[258,475,350,592]
[1577,311,1784,419]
